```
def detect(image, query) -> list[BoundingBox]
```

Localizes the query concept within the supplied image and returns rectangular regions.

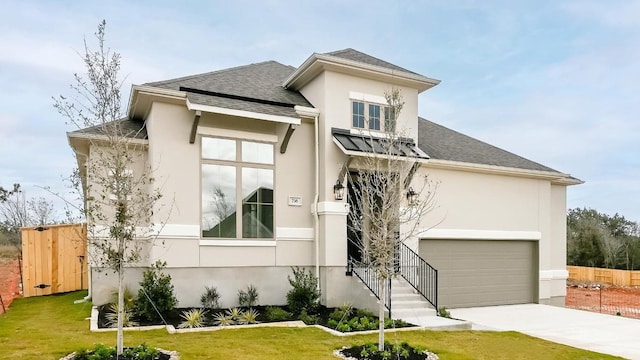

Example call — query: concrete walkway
[451,304,640,359]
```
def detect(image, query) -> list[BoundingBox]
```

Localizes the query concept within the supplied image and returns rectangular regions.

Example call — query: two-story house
[68,49,581,314]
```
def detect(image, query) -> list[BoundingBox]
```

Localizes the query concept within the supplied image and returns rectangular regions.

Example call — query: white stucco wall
[417,166,570,303]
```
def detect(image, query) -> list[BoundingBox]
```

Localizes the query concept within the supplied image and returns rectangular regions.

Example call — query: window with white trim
[352,101,394,132]
[201,137,274,239]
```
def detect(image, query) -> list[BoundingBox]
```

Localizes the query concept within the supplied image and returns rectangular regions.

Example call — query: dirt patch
[566,280,640,319]
[0,258,21,314]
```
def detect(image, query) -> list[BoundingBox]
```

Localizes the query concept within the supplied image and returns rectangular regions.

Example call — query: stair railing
[396,242,438,311]
[347,257,392,317]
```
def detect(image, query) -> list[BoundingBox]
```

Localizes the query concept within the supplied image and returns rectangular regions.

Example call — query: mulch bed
[97,305,415,331]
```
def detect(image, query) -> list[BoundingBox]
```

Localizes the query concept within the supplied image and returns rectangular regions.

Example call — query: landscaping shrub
[286,266,320,315]
[265,306,292,322]
[238,284,259,307]
[200,286,220,309]
[338,341,436,360]
[73,343,167,360]
[178,308,207,329]
[134,261,177,323]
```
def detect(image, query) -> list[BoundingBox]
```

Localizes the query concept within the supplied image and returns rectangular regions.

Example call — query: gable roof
[144,61,313,119]
[324,48,421,76]
[417,117,559,173]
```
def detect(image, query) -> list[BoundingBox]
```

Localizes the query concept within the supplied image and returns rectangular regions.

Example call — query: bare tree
[54,20,162,355]
[0,184,30,249]
[27,197,57,226]
[346,88,438,350]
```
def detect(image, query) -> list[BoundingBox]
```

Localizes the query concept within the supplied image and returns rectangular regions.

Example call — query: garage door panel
[419,239,537,308]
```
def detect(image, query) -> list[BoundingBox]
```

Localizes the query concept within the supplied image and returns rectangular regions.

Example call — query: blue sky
[1,1,639,222]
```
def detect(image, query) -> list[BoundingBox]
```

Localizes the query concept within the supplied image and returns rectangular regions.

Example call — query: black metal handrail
[347,257,392,317]
[396,242,438,311]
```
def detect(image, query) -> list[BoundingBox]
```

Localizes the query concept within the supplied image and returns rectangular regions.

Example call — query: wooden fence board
[568,265,640,287]
[21,224,87,297]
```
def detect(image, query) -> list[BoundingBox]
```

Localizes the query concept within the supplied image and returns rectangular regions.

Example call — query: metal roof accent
[332,128,429,159]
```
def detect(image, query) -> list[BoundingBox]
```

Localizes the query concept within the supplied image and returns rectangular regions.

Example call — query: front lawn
[0,291,622,360]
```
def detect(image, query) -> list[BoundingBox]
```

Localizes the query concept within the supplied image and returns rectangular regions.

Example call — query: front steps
[390,278,437,319]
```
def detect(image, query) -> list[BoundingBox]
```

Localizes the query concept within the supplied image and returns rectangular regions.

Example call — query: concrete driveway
[451,304,640,359]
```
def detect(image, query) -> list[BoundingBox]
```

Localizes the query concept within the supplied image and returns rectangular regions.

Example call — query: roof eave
[284,53,441,92]
[426,158,581,184]
[128,85,187,120]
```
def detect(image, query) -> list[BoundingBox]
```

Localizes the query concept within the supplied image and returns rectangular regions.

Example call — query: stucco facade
[69,49,580,311]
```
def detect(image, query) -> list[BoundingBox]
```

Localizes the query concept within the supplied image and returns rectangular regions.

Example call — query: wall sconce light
[333,180,345,201]
[406,187,418,205]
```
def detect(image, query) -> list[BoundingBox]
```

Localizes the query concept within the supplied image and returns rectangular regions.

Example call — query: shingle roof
[324,48,421,76]
[145,61,313,118]
[417,117,559,173]
[69,117,147,139]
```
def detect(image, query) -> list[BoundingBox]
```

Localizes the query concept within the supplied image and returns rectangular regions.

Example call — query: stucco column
[315,201,349,305]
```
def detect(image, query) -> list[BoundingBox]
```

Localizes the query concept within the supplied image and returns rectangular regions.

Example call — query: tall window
[369,104,380,130]
[201,137,274,239]
[352,101,394,132]
[352,101,365,128]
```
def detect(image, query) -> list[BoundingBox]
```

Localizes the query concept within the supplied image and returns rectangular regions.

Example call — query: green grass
[0,291,623,360]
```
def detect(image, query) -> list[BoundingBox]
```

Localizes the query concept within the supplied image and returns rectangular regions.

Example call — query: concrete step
[391,285,416,294]
[391,292,423,302]
[392,307,437,318]
[393,299,432,310]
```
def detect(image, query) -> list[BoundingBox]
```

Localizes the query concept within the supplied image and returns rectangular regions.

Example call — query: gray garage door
[419,239,538,308]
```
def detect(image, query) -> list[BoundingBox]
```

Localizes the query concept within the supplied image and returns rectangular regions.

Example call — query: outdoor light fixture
[333,180,345,200]
[406,187,418,205]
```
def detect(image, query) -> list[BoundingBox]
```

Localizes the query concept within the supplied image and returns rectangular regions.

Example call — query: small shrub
[339,341,435,360]
[297,309,319,325]
[286,266,321,315]
[238,284,259,307]
[213,312,234,326]
[355,308,375,318]
[238,308,260,324]
[438,306,451,318]
[226,307,242,321]
[134,260,178,323]
[200,286,220,309]
[73,343,159,360]
[108,286,136,311]
[265,306,291,322]
[178,308,207,329]
[104,303,139,328]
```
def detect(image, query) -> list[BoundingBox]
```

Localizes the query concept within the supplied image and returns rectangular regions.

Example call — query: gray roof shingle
[69,118,147,140]
[418,117,558,173]
[145,61,312,118]
[324,48,421,76]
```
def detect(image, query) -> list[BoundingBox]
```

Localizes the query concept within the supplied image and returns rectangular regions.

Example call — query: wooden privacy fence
[21,223,87,297]
[568,265,640,287]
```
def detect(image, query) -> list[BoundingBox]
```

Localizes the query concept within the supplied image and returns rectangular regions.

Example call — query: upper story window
[352,101,365,128]
[352,100,394,132]
[201,137,274,239]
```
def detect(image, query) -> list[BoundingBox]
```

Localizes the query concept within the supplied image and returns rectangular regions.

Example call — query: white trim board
[419,229,542,240]
[199,240,276,247]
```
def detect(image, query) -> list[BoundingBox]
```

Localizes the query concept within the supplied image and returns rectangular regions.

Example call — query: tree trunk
[378,277,385,351]
[117,264,124,355]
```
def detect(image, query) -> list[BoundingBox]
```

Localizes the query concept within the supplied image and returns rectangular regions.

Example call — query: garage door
[419,239,538,308]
